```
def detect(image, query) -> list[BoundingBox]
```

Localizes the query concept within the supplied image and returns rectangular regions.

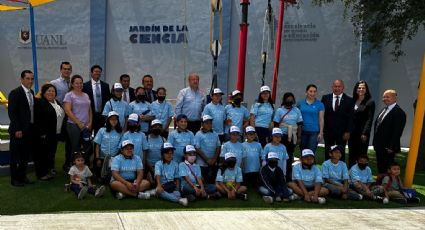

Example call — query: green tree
[312,0,425,59]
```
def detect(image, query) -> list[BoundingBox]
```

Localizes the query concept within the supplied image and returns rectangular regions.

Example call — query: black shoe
[11,180,25,187]
[23,177,35,184]
[407,197,421,204]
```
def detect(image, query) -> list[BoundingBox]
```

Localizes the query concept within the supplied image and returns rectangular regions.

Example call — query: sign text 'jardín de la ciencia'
[129,24,188,44]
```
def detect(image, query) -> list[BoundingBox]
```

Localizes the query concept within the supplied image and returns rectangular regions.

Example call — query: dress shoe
[11,180,25,187]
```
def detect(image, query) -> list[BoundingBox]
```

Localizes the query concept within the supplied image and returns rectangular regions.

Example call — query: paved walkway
[1,208,425,229]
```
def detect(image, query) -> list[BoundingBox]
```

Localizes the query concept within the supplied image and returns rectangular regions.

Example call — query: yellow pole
[0,91,8,108]
[404,53,425,187]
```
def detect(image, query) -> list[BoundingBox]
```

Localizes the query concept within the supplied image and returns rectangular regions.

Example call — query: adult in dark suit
[321,79,354,162]
[120,74,136,103]
[348,80,375,168]
[142,74,157,103]
[373,89,406,174]
[8,70,35,186]
[82,65,110,135]
[34,84,65,180]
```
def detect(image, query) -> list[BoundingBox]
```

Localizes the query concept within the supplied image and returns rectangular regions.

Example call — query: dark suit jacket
[145,89,157,103]
[373,104,406,153]
[8,86,33,135]
[321,93,354,138]
[83,80,110,113]
[128,87,136,102]
[352,98,375,136]
[34,97,64,138]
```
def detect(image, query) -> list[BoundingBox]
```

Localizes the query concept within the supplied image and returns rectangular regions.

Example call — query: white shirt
[332,93,342,111]
[122,88,130,103]
[379,103,397,121]
[21,85,33,106]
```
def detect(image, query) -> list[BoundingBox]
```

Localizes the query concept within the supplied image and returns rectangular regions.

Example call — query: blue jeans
[181,183,216,196]
[300,131,319,153]
[159,190,181,202]
[70,183,96,196]
[259,185,291,198]
[325,183,361,200]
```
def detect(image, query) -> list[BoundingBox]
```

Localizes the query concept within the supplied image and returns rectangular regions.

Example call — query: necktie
[377,107,388,126]
[334,95,340,111]
[27,91,34,123]
[95,82,102,112]
[123,89,128,102]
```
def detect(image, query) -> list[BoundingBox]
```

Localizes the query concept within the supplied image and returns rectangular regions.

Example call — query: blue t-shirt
[111,154,143,181]
[179,161,202,187]
[262,143,289,172]
[292,163,323,188]
[273,106,303,134]
[250,102,274,128]
[150,100,174,130]
[216,167,243,183]
[224,104,250,133]
[194,130,221,166]
[102,99,130,127]
[220,141,244,168]
[321,159,349,184]
[129,101,153,133]
[154,160,179,185]
[297,99,324,132]
[146,135,165,167]
[168,130,195,163]
[349,164,373,184]
[120,131,148,160]
[203,102,226,134]
[242,141,262,173]
[93,128,122,158]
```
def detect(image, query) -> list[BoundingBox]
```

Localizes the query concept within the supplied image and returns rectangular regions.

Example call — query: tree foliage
[312,0,425,59]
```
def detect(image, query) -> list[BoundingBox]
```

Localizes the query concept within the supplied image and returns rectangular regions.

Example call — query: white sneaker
[138,192,151,200]
[263,196,274,204]
[358,194,363,200]
[383,197,389,204]
[116,192,125,200]
[318,197,326,204]
[147,189,156,196]
[95,185,105,198]
[178,198,188,206]
[78,187,88,200]
[275,196,282,202]
[289,194,299,201]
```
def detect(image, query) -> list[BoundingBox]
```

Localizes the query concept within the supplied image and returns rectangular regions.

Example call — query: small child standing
[322,145,362,200]
[262,128,289,179]
[288,149,328,204]
[221,126,244,168]
[168,114,195,163]
[216,152,248,200]
[242,126,262,188]
[121,113,148,161]
[68,152,105,199]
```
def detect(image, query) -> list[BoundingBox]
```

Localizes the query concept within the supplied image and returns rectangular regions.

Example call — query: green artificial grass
[0,144,424,215]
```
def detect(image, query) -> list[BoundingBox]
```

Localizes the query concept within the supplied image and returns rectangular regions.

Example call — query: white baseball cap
[301,149,315,157]
[267,152,280,160]
[151,119,162,126]
[260,85,271,93]
[212,88,224,95]
[231,90,241,96]
[108,111,119,118]
[229,126,240,133]
[224,152,236,160]
[128,113,139,123]
[184,145,196,153]
[162,142,175,150]
[245,126,256,133]
[113,83,123,90]
[272,128,283,136]
[202,115,213,122]
[121,140,134,148]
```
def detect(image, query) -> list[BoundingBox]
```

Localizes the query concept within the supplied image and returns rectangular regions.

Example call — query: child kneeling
[216,152,248,200]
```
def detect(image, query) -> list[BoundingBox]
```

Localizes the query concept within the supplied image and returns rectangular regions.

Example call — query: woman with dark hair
[249,86,274,146]
[34,83,65,180]
[348,80,375,168]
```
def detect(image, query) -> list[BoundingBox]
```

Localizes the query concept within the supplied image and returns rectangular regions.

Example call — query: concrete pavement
[1,209,425,230]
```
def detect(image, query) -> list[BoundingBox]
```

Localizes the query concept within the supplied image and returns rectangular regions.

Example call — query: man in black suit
[120,74,135,103]
[142,74,156,103]
[8,70,35,186]
[82,65,110,135]
[373,89,406,174]
[321,79,354,161]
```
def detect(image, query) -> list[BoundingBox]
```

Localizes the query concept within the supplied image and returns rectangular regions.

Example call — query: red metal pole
[236,0,250,94]
[271,0,285,102]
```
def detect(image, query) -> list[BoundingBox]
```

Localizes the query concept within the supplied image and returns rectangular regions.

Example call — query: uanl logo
[18,26,67,49]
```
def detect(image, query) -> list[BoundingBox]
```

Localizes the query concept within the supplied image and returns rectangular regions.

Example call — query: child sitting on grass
[322,145,362,200]
[68,152,105,200]
[288,149,328,204]
[216,152,248,200]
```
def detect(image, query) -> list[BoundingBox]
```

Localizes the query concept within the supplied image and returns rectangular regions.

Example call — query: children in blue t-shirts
[168,114,194,163]
[129,87,155,134]
[202,88,226,143]
[249,86,274,147]
[93,111,122,180]
[216,152,248,200]
[110,140,151,200]
[242,126,262,188]
[179,145,218,201]
[288,149,329,204]
[221,126,244,168]
[145,119,166,185]
[154,142,188,206]
[262,128,289,179]
[194,115,221,184]
[224,90,250,141]
[102,83,131,128]
[120,113,148,161]
[322,145,362,200]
